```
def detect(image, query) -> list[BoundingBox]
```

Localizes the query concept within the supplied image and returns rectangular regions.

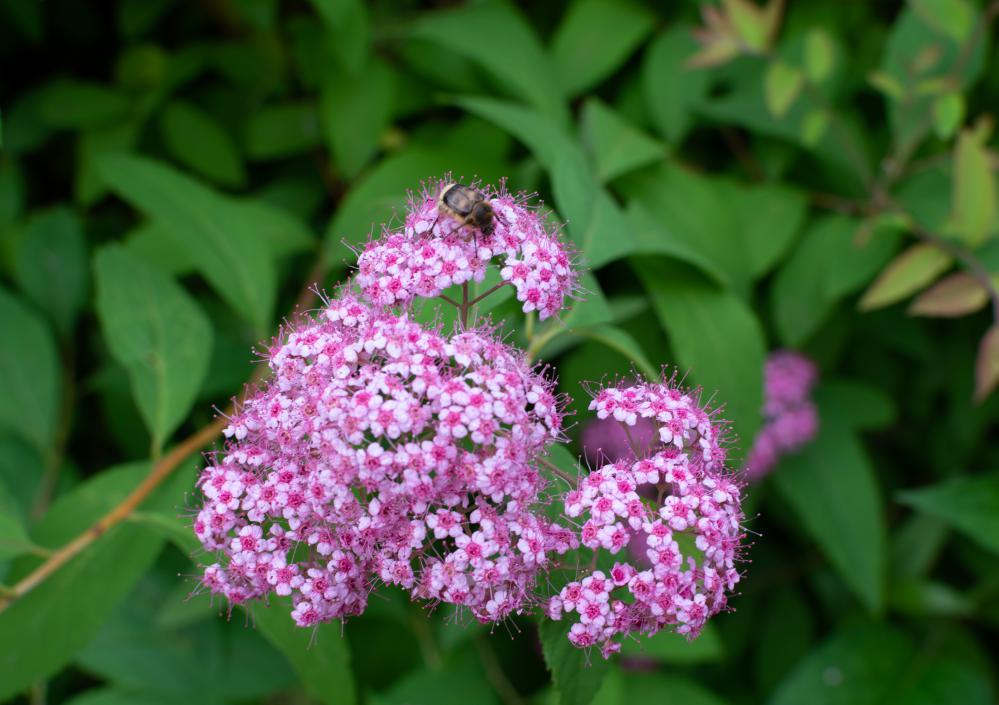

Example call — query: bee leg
[430,213,441,236]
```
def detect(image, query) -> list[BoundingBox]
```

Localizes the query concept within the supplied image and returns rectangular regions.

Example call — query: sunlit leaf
[764,60,804,118]
[952,128,997,246]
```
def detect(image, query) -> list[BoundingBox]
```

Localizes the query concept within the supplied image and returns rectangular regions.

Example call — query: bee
[433,182,498,245]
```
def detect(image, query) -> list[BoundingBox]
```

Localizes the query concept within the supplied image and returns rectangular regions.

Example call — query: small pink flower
[548,376,745,657]
[194,293,576,627]
[355,178,580,320]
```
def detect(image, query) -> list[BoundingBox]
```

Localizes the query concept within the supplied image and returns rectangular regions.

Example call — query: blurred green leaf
[772,215,900,345]
[812,380,896,431]
[75,119,142,206]
[634,258,764,447]
[859,243,953,311]
[0,287,59,454]
[773,417,886,611]
[244,102,323,160]
[804,29,836,84]
[160,101,246,188]
[621,163,752,292]
[572,325,657,382]
[769,624,913,705]
[908,0,974,42]
[0,484,41,560]
[952,128,997,247]
[0,462,187,701]
[643,26,711,143]
[98,153,277,334]
[898,472,999,555]
[722,180,806,277]
[307,0,370,74]
[580,98,664,183]
[64,689,195,705]
[35,79,131,130]
[94,245,212,453]
[373,650,497,705]
[622,672,729,705]
[551,0,655,96]
[13,207,87,336]
[620,622,724,664]
[540,619,608,705]
[0,0,42,42]
[764,61,804,119]
[320,57,395,179]
[410,0,568,126]
[0,158,25,228]
[931,92,964,139]
[755,587,814,693]
[251,597,356,705]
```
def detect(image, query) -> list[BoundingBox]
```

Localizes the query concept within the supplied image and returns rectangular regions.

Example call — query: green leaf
[551,0,655,96]
[0,462,187,701]
[812,380,896,431]
[571,325,657,382]
[931,92,964,139]
[410,0,567,126]
[624,672,729,705]
[621,162,752,291]
[859,243,953,311]
[244,102,323,160]
[13,206,88,336]
[620,622,724,664]
[722,181,806,277]
[307,0,370,74]
[580,98,664,183]
[320,56,394,179]
[75,119,142,206]
[373,650,497,705]
[160,101,246,188]
[772,215,901,345]
[634,258,765,448]
[899,472,999,555]
[0,485,40,560]
[804,28,836,84]
[764,61,804,118]
[94,245,212,452]
[755,587,814,693]
[98,153,277,334]
[909,0,974,42]
[540,619,608,705]
[35,79,131,129]
[769,625,913,705]
[642,26,711,143]
[251,598,356,705]
[952,128,997,246]
[772,417,886,611]
[0,287,60,454]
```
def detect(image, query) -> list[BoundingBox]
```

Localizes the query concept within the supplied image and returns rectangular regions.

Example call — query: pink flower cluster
[194,295,577,626]
[355,180,578,320]
[547,380,744,658]
[743,351,819,481]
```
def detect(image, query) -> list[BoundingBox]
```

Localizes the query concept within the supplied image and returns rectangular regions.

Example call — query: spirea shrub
[193,178,748,659]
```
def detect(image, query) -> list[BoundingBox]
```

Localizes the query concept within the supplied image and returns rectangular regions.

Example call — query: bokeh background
[1,0,998,704]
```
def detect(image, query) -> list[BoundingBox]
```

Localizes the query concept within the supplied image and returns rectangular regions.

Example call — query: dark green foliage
[1,1,998,704]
